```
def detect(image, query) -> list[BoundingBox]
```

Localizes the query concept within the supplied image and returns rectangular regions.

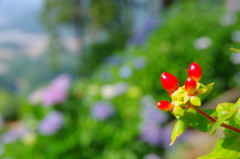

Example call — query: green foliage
[2,1,240,159]
[167,66,240,158]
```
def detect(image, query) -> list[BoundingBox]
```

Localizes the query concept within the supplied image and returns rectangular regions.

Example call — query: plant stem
[192,106,240,133]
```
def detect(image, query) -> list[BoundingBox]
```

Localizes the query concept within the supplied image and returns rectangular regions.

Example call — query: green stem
[192,106,240,133]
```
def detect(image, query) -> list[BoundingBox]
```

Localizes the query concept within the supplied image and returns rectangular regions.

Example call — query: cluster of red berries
[156,62,202,111]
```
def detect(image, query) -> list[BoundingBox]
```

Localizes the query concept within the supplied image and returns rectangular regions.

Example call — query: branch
[192,106,240,133]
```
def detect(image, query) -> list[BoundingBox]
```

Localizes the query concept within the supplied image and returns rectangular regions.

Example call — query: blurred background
[0,0,239,158]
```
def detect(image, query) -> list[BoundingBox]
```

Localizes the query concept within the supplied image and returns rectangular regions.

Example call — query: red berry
[185,78,197,95]
[188,62,202,82]
[160,72,179,93]
[156,101,173,111]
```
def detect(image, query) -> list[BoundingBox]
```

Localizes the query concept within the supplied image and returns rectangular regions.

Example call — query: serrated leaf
[170,108,196,145]
[197,135,240,159]
[190,96,201,106]
[190,109,217,132]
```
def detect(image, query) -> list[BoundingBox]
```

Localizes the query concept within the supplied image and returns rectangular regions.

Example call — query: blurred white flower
[231,30,240,43]
[134,56,146,69]
[226,0,240,12]
[220,14,237,27]
[230,52,240,64]
[28,87,45,105]
[100,84,115,99]
[194,36,212,50]
[144,154,162,159]
[100,82,129,99]
[119,66,132,79]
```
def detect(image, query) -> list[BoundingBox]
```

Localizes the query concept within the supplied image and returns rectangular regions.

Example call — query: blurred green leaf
[197,135,240,159]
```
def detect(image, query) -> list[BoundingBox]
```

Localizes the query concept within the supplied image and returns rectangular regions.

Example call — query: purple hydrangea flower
[141,95,167,124]
[144,153,162,159]
[0,130,21,144]
[128,18,158,45]
[90,101,115,121]
[38,111,64,135]
[42,74,71,106]
[119,66,132,79]
[140,123,162,146]
[114,82,129,95]
[105,54,122,65]
[134,56,146,69]
[161,126,172,148]
[0,124,31,144]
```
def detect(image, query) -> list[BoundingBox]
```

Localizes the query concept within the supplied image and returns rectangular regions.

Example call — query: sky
[0,0,47,59]
[0,0,44,32]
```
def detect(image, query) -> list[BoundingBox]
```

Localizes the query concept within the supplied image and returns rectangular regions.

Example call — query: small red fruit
[160,72,179,93]
[156,101,173,111]
[188,62,202,82]
[185,78,197,95]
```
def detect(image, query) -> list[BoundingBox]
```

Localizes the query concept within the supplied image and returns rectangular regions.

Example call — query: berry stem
[192,106,240,133]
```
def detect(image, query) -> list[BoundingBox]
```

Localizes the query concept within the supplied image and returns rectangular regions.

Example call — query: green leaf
[170,119,188,146]
[216,103,235,117]
[172,106,184,116]
[234,98,240,126]
[197,135,240,159]
[200,82,214,101]
[210,109,237,135]
[197,88,207,96]
[210,102,237,135]
[170,108,196,145]
[230,48,240,53]
[215,100,240,137]
[190,109,217,132]
[183,95,189,104]
[190,96,201,106]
